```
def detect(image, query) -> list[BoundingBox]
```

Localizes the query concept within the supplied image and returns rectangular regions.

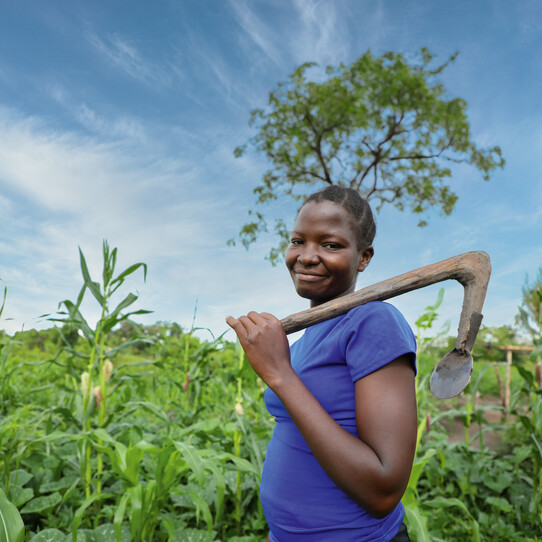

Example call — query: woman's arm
[226,311,417,518]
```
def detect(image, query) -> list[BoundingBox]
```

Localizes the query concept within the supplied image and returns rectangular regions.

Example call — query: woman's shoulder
[340,301,416,346]
[341,302,417,378]
[298,301,413,348]
[345,300,408,323]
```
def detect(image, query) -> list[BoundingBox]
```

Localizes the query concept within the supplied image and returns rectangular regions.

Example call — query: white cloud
[291,0,350,66]
[0,104,282,335]
[88,32,174,88]
[228,0,283,66]
[74,103,145,141]
[179,31,262,111]
[0,109,138,215]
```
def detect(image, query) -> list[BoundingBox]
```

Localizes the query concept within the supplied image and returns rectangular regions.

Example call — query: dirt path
[440,395,507,451]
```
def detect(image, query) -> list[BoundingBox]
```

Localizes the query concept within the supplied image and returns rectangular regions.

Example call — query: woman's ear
[357,246,374,272]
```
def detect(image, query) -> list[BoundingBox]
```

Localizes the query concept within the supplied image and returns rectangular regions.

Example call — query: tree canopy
[232,48,505,264]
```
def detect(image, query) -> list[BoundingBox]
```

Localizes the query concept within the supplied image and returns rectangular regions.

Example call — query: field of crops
[1,246,541,541]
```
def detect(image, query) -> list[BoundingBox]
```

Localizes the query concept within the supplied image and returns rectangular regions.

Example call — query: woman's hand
[225,312,293,389]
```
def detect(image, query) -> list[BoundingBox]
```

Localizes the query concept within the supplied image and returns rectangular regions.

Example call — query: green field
[1,247,541,542]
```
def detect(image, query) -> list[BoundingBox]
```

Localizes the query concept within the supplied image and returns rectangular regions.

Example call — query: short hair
[300,185,376,251]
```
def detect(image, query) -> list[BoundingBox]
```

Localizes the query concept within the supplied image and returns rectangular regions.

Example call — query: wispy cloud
[88,32,174,88]
[179,32,264,112]
[291,0,350,66]
[0,107,228,275]
[0,105,284,335]
[227,0,283,66]
[77,103,146,140]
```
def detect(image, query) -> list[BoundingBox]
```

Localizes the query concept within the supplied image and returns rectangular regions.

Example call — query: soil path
[441,395,507,451]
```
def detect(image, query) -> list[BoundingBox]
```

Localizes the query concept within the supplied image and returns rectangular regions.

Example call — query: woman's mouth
[294,271,326,281]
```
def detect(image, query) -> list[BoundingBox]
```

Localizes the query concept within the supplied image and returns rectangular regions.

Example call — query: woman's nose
[298,244,320,265]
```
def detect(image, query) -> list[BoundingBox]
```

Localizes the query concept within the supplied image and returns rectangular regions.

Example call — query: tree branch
[354,113,406,190]
[304,109,334,184]
[387,138,461,163]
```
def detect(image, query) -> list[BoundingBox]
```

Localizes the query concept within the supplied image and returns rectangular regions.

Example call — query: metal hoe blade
[430,349,473,399]
[430,310,484,398]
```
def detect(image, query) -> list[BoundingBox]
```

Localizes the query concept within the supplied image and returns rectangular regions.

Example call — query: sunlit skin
[285,201,374,306]
[226,199,417,532]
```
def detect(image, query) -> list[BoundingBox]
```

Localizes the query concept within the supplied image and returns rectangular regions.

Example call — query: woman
[226,185,417,541]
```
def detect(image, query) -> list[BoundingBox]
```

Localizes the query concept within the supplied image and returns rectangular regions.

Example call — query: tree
[232,48,505,264]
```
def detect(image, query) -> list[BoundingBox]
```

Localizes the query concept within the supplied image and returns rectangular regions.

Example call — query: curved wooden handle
[280,251,491,345]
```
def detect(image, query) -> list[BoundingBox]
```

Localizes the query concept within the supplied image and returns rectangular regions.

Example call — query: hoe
[280,251,492,399]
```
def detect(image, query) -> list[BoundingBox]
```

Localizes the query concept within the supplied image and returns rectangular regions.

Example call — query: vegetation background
[1,2,542,541]
[0,244,541,541]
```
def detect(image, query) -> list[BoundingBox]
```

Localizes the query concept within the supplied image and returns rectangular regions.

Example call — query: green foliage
[0,244,270,540]
[414,288,451,348]
[0,487,25,542]
[405,290,542,541]
[2,257,542,540]
[233,48,505,263]
[516,268,542,354]
[509,364,542,520]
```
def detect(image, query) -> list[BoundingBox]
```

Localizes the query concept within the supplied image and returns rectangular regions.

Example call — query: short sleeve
[340,301,417,382]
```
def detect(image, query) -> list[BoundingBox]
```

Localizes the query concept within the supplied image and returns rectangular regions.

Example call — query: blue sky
[0,1,541,342]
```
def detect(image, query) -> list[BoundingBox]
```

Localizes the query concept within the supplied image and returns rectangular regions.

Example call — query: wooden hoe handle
[280,251,491,337]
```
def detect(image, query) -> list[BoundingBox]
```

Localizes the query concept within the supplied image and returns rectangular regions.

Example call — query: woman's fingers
[225,315,241,331]
[226,311,291,388]
[260,312,281,325]
[226,312,273,331]
[245,311,268,325]
[226,312,264,341]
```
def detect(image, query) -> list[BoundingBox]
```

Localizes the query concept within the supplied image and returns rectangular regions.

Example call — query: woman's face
[285,200,373,307]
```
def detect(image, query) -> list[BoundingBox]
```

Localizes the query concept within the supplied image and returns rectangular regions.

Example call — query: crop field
[0,246,541,541]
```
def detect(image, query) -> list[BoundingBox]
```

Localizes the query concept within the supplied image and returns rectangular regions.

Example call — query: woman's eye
[324,243,340,249]
[290,239,303,246]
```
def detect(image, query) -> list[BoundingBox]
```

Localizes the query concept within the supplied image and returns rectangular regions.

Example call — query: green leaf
[120,401,170,423]
[111,262,148,288]
[219,452,260,476]
[0,284,7,317]
[127,485,143,540]
[403,505,430,542]
[8,487,33,509]
[9,470,33,489]
[54,301,94,342]
[172,441,206,486]
[124,446,144,486]
[403,448,437,505]
[78,247,103,305]
[102,240,116,289]
[104,337,154,356]
[92,524,119,542]
[483,472,513,494]
[203,462,225,523]
[0,488,25,542]
[485,496,513,513]
[39,477,79,494]
[172,529,215,542]
[426,496,481,542]
[71,493,113,542]
[20,492,62,515]
[28,529,65,542]
[183,491,213,533]
[102,293,139,333]
[113,493,129,542]
[56,478,81,511]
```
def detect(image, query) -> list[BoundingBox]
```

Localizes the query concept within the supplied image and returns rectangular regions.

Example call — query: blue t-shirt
[261,301,417,542]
